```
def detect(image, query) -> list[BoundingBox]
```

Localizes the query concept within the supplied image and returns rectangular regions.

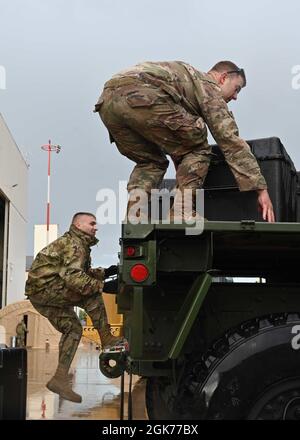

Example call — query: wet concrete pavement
[26,343,148,420]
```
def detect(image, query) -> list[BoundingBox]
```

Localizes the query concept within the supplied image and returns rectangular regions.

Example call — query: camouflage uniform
[25,224,107,373]
[16,320,27,348]
[95,61,267,193]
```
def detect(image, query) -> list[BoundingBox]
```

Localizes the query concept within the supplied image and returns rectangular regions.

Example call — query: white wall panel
[7,205,27,303]
[0,113,28,305]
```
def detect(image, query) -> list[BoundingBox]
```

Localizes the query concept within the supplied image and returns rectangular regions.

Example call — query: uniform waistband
[103,73,182,105]
[101,73,198,114]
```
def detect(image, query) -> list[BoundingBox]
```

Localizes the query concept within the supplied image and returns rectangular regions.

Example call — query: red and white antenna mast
[41,140,61,245]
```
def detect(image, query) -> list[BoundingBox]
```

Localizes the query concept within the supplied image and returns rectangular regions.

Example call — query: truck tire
[146,313,300,420]
[146,376,180,420]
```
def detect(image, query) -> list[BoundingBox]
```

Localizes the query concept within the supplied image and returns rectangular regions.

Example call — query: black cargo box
[204,137,297,222]
[0,347,27,420]
[159,137,297,222]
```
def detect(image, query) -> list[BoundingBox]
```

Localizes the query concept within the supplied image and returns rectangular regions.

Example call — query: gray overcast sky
[1,0,300,266]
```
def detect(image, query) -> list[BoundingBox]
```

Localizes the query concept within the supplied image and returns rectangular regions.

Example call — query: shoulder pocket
[94,96,104,113]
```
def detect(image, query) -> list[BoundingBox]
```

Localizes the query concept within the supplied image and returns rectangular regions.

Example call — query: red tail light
[126,246,136,257]
[130,264,149,282]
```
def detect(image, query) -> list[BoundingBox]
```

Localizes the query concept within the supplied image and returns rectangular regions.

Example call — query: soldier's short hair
[210,61,246,86]
[72,212,96,224]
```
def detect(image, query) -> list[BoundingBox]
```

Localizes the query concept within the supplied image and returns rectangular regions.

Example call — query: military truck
[100,137,300,420]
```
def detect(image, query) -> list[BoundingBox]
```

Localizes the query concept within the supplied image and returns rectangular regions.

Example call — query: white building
[33,224,59,258]
[25,225,59,283]
[0,113,28,307]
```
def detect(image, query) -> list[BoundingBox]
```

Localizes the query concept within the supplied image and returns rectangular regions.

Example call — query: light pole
[41,140,61,245]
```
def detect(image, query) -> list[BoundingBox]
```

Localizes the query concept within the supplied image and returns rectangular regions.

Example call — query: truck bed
[121,220,300,280]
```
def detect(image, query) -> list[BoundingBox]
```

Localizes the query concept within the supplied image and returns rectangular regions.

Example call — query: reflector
[126,246,136,257]
[130,264,149,282]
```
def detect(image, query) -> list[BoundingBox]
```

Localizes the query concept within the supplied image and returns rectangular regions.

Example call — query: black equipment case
[160,137,298,222]
[204,137,297,222]
[0,347,27,420]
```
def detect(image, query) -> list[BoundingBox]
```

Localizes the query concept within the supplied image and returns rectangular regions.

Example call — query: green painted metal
[121,240,157,286]
[130,286,144,358]
[122,223,154,239]
[122,220,300,240]
[156,220,300,234]
[121,219,300,368]
[168,273,212,359]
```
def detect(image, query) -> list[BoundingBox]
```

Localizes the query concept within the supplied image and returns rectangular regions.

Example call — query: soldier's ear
[219,72,228,85]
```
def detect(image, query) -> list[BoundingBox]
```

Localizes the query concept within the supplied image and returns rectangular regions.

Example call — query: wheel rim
[248,379,300,420]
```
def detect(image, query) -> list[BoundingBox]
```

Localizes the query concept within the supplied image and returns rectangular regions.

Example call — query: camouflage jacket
[97,61,267,191]
[16,322,27,336]
[25,225,105,297]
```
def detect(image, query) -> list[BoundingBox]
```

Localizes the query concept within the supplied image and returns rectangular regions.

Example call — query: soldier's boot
[98,324,129,352]
[125,190,149,224]
[46,366,82,403]
[66,371,74,384]
[168,189,203,223]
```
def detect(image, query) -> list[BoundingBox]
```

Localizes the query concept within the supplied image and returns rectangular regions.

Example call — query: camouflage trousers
[16,336,25,348]
[97,81,212,193]
[29,292,107,372]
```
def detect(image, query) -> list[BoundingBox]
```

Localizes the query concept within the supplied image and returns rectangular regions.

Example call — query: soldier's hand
[103,279,118,293]
[104,265,118,278]
[257,189,275,223]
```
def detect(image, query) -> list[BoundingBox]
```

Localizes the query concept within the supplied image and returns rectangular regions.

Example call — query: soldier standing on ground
[95,60,274,223]
[16,318,27,348]
[25,212,127,403]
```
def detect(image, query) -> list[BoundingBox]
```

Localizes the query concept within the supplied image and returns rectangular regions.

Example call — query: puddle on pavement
[26,343,148,420]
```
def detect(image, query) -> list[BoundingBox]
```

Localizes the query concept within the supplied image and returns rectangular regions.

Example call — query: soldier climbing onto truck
[95,60,275,223]
[25,212,128,403]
